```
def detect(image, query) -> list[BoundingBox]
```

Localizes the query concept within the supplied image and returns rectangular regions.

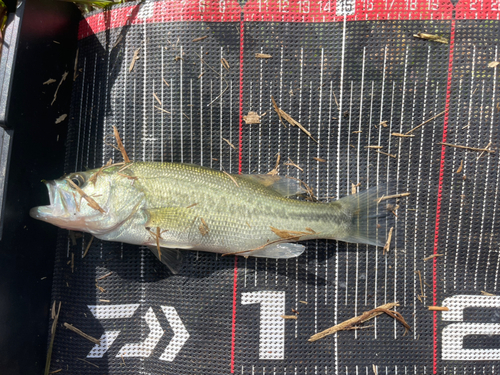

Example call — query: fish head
[30,165,144,235]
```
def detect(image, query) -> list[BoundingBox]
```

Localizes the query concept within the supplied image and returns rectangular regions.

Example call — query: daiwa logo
[86,304,189,361]
[442,295,500,360]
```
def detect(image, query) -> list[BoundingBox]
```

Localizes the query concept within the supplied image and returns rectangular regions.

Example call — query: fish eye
[68,174,86,188]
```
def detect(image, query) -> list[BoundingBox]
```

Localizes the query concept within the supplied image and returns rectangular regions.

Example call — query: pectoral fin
[144,207,197,232]
[148,246,184,274]
[239,243,305,259]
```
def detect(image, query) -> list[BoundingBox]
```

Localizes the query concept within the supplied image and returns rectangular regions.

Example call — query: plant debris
[77,358,99,368]
[44,301,61,375]
[113,126,131,163]
[377,192,410,203]
[255,53,272,59]
[299,301,308,304]
[365,145,383,149]
[192,36,208,42]
[351,182,361,195]
[270,226,311,240]
[313,157,326,162]
[73,48,79,81]
[423,253,443,261]
[415,270,426,302]
[438,142,495,153]
[413,32,448,44]
[309,302,409,341]
[222,138,236,149]
[379,121,388,127]
[186,203,198,209]
[43,78,56,85]
[281,315,298,320]
[271,96,318,143]
[155,105,171,114]
[391,133,414,138]
[64,323,100,345]
[375,150,397,158]
[67,179,105,213]
[97,271,113,280]
[199,218,209,236]
[95,283,105,293]
[481,290,496,296]
[406,111,446,134]
[488,61,500,68]
[163,78,170,87]
[428,306,449,311]
[267,154,281,176]
[243,111,261,124]
[383,227,393,255]
[456,160,463,173]
[153,93,162,106]
[129,48,140,72]
[477,141,492,160]
[221,58,230,70]
[223,170,239,187]
[55,114,67,124]
[373,365,378,375]
[284,157,303,172]
[51,71,68,106]
[82,236,94,259]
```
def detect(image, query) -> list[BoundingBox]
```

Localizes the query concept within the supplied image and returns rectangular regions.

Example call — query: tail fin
[335,184,394,247]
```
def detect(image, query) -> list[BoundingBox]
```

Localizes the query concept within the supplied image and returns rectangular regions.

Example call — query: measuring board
[47,0,500,374]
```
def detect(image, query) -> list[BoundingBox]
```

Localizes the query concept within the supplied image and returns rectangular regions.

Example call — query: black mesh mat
[47,1,500,373]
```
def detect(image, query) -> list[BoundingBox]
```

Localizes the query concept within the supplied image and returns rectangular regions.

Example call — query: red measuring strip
[432,18,455,375]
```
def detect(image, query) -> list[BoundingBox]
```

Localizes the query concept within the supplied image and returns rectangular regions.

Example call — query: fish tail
[333,184,394,247]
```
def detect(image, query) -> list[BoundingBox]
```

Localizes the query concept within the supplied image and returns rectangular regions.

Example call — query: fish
[30,162,391,274]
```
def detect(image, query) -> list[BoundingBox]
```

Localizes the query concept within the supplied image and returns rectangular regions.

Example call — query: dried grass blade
[82,235,94,259]
[64,323,100,345]
[383,227,394,255]
[67,179,105,213]
[44,301,61,375]
[405,111,446,134]
[112,126,131,163]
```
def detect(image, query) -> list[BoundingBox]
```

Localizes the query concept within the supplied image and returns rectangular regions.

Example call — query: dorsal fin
[238,174,306,197]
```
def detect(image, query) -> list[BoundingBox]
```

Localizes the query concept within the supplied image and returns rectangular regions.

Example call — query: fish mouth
[29,180,71,221]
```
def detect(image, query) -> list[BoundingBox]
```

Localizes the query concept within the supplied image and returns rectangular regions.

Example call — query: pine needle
[112,126,131,163]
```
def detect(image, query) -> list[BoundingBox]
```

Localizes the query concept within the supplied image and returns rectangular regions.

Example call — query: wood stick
[308,302,399,341]
[391,133,415,138]
[377,192,410,203]
[405,111,446,134]
[281,315,298,320]
[423,253,443,261]
[82,235,94,259]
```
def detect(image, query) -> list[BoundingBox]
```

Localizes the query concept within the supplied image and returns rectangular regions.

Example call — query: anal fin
[148,246,184,274]
[239,243,305,259]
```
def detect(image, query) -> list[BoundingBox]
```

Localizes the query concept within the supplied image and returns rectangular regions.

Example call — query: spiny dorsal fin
[238,174,306,197]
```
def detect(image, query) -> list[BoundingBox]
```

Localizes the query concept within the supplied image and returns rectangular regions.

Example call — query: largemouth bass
[30,162,390,273]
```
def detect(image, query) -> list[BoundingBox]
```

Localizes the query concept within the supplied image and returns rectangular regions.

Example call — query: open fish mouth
[29,180,73,221]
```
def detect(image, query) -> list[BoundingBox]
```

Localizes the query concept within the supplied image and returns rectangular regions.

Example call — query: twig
[223,170,239,187]
[375,150,397,158]
[415,270,425,302]
[129,48,140,72]
[477,141,492,160]
[162,78,170,87]
[423,253,443,261]
[383,227,393,255]
[255,53,272,59]
[377,193,410,203]
[194,51,229,107]
[481,291,496,296]
[428,306,449,311]
[153,93,162,106]
[221,58,230,70]
[391,133,415,138]
[365,145,383,149]
[154,105,171,114]
[97,272,113,281]
[67,180,105,213]
[438,142,495,153]
[192,36,208,42]
[309,302,405,341]
[77,358,99,368]
[267,154,281,176]
[113,126,131,163]
[44,301,61,375]
[281,315,298,320]
[51,71,68,106]
[64,323,100,345]
[271,95,318,143]
[284,157,303,172]
[313,157,326,162]
[222,137,236,149]
[406,111,446,134]
[82,235,94,258]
